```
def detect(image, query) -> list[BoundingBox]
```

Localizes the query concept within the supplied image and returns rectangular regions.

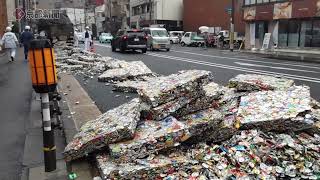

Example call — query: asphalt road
[0,49,32,179]
[77,42,320,113]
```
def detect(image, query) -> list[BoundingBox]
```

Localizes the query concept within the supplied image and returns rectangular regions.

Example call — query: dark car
[111,29,147,53]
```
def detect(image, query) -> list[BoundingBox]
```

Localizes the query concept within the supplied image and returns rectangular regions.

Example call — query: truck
[180,32,205,47]
[36,13,74,44]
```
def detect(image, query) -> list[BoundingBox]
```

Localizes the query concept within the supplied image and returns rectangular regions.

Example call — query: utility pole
[84,0,87,27]
[230,0,235,52]
[149,0,152,25]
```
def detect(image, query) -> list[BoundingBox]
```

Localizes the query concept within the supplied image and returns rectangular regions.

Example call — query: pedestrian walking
[20,26,34,61]
[83,26,92,51]
[0,27,19,62]
[74,29,79,47]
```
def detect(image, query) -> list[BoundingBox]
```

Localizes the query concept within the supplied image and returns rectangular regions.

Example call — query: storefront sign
[317,0,320,16]
[273,2,292,19]
[261,33,271,50]
[244,7,256,20]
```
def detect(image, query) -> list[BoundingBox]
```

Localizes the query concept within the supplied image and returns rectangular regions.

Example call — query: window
[300,21,312,47]
[312,20,320,47]
[250,0,256,4]
[255,21,268,44]
[288,20,300,47]
[278,20,288,47]
[245,0,250,5]
[185,33,190,37]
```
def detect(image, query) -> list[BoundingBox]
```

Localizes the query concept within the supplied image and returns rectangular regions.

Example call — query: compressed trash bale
[113,80,147,93]
[63,98,142,162]
[109,116,190,163]
[141,95,197,121]
[66,59,93,67]
[179,108,227,144]
[237,86,315,132]
[173,82,224,118]
[96,153,191,180]
[229,74,294,91]
[98,61,153,82]
[138,70,213,107]
[110,110,222,163]
[59,65,84,71]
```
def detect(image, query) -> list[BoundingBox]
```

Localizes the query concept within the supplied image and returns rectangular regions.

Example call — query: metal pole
[41,93,56,172]
[149,0,152,25]
[230,0,235,52]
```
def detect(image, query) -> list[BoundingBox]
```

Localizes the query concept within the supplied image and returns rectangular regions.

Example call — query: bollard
[28,39,57,172]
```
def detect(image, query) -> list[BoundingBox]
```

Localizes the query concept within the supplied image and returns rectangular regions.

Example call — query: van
[143,28,171,51]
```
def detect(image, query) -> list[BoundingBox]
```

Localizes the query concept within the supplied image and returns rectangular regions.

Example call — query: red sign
[15,8,25,21]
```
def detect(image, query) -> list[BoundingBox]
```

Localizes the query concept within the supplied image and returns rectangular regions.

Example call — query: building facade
[183,0,245,35]
[0,0,8,35]
[243,0,320,49]
[104,0,130,34]
[130,0,183,30]
[6,0,17,26]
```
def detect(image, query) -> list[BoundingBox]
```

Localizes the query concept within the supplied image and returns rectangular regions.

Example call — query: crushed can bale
[228,74,294,92]
[98,61,153,82]
[173,82,224,118]
[96,153,192,180]
[137,70,213,107]
[109,116,190,163]
[237,86,316,132]
[110,109,222,163]
[63,98,142,162]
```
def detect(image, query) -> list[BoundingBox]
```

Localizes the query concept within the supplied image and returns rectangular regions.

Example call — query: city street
[78,42,320,113]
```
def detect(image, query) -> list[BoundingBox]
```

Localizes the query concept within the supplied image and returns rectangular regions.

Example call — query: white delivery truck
[143,27,171,51]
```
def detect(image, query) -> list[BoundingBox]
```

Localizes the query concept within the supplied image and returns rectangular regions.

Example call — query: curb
[58,73,102,180]
[240,50,320,64]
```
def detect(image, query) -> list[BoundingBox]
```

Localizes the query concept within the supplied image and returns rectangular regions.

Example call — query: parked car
[99,33,113,43]
[180,32,205,47]
[143,27,171,51]
[111,29,147,53]
[169,31,184,44]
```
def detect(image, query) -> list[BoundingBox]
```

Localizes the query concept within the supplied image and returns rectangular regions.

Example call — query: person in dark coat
[20,26,34,61]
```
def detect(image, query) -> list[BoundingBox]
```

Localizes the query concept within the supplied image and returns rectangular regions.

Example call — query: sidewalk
[241,48,320,63]
[22,73,101,180]
[0,48,33,180]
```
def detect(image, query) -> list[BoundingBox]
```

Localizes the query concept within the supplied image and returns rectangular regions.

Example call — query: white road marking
[234,62,319,73]
[95,43,111,48]
[147,53,320,83]
[171,50,320,70]
[96,43,320,83]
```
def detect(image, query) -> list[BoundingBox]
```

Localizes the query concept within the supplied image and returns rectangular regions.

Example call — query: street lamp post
[28,39,58,172]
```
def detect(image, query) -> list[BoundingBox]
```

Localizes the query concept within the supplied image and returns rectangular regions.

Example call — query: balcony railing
[243,0,287,6]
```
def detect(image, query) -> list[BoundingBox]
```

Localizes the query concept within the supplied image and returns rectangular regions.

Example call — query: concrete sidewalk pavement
[22,73,101,180]
[0,48,32,179]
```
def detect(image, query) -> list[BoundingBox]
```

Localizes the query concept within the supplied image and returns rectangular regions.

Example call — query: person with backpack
[0,27,18,62]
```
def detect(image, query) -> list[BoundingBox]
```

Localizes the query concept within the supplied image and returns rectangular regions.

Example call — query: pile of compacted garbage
[56,45,320,179]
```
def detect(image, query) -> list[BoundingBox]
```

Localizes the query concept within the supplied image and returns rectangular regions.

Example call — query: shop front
[244,0,320,49]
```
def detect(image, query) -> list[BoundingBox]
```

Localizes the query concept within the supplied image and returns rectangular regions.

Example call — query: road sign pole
[41,93,56,172]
